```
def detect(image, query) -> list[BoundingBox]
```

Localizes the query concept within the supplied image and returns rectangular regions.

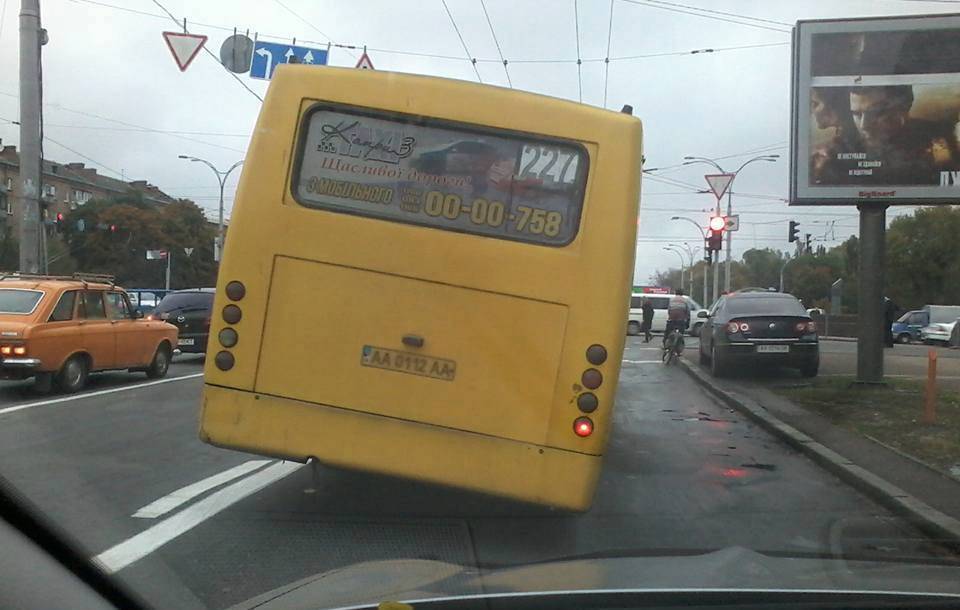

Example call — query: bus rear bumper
[200,384,601,512]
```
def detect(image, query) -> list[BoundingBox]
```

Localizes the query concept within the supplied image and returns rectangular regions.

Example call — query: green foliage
[886,207,960,310]
[63,192,217,288]
[0,221,18,271]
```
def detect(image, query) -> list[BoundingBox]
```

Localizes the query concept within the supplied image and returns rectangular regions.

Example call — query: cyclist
[663,288,691,350]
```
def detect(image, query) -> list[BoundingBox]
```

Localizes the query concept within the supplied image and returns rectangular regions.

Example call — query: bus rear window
[293,105,588,246]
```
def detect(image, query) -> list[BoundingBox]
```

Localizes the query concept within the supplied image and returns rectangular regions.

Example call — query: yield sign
[704,173,734,200]
[162,32,208,72]
[355,52,375,70]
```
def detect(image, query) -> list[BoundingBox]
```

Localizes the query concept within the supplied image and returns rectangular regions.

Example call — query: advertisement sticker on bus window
[293,106,588,245]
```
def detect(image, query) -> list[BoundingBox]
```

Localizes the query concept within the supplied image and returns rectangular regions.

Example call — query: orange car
[0,275,179,393]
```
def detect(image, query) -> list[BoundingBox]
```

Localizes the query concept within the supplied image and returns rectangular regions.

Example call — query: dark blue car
[891,309,927,344]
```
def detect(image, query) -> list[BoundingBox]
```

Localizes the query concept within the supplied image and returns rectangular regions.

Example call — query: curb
[820,336,858,342]
[679,357,960,550]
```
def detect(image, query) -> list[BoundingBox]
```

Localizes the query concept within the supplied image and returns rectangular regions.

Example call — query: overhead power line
[640,0,792,27]
[271,0,357,59]
[149,0,263,102]
[441,0,482,83]
[64,0,787,66]
[480,0,511,87]
[618,0,792,34]
[0,90,247,153]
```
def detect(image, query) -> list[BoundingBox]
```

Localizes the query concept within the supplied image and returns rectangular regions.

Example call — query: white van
[627,293,708,337]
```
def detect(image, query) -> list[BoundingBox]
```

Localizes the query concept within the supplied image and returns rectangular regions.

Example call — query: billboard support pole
[856,204,886,384]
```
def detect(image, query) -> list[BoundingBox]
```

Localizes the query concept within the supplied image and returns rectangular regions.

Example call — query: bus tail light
[586,344,607,365]
[577,392,598,413]
[225,281,246,301]
[223,305,242,324]
[218,328,238,348]
[215,351,235,371]
[573,417,594,438]
[581,368,602,389]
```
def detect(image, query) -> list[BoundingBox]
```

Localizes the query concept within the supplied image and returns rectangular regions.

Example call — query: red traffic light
[709,216,726,232]
[55,212,64,222]
[109,224,117,232]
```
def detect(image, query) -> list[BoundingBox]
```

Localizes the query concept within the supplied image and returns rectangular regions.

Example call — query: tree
[886,207,960,310]
[740,248,787,290]
[63,192,217,288]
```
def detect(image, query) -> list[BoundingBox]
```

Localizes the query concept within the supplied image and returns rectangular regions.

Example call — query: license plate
[361,345,456,381]
[756,344,789,353]
[178,338,195,346]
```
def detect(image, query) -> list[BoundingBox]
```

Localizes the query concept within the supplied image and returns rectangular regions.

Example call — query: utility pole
[165,250,172,290]
[724,188,732,292]
[18,0,42,273]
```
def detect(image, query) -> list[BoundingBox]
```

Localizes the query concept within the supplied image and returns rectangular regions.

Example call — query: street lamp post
[671,242,700,298]
[670,215,709,305]
[683,155,778,294]
[178,155,244,262]
[664,247,685,293]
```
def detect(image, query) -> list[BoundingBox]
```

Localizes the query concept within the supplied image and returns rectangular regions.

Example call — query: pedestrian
[883,297,899,348]
[641,298,655,343]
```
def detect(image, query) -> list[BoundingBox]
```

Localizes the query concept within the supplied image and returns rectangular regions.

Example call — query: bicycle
[662,325,685,365]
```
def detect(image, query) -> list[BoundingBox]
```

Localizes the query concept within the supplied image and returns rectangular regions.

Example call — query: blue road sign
[249,41,328,80]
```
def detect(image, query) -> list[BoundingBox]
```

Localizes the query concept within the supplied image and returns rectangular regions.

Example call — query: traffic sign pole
[725,189,732,293]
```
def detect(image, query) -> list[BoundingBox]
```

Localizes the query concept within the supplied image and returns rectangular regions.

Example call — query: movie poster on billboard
[791,14,960,204]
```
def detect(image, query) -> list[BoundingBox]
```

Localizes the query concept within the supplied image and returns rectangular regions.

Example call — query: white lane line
[0,373,204,416]
[132,460,272,519]
[94,461,302,574]
[622,359,663,364]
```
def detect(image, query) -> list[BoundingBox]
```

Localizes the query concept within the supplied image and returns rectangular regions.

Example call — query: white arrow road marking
[132,460,271,519]
[94,461,302,574]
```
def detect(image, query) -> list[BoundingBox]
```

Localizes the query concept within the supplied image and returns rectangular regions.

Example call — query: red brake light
[12,346,26,356]
[739,322,750,332]
[0,345,10,356]
[573,417,594,438]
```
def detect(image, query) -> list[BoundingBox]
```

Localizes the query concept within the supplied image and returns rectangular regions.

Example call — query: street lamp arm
[670,216,706,240]
[733,154,778,175]
[682,156,725,173]
[225,159,245,180]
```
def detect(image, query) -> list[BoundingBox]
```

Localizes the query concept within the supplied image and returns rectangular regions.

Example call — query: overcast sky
[0,0,956,282]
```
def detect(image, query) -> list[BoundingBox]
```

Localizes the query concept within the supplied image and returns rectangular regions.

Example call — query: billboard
[791,13,960,204]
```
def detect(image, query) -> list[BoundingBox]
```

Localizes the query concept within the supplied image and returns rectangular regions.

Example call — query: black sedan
[698,291,819,378]
[150,288,214,354]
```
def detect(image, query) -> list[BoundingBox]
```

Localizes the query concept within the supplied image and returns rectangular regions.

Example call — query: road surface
[819,339,960,390]
[0,342,954,609]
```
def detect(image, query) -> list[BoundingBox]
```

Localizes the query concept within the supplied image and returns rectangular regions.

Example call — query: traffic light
[805,233,811,252]
[54,212,64,232]
[707,215,724,252]
[704,249,712,264]
[788,220,800,242]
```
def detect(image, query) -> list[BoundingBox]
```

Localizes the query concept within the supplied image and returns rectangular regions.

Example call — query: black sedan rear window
[155,292,213,314]
[726,297,807,316]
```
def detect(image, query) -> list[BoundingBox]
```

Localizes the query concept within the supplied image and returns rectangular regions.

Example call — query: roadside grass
[772,376,960,476]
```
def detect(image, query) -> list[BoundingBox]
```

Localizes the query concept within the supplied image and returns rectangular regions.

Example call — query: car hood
[228,547,960,610]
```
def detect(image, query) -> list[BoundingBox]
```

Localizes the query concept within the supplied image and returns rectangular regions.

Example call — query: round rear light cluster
[217,281,245,370]
[581,368,602,389]
[573,417,594,437]
[586,344,607,365]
